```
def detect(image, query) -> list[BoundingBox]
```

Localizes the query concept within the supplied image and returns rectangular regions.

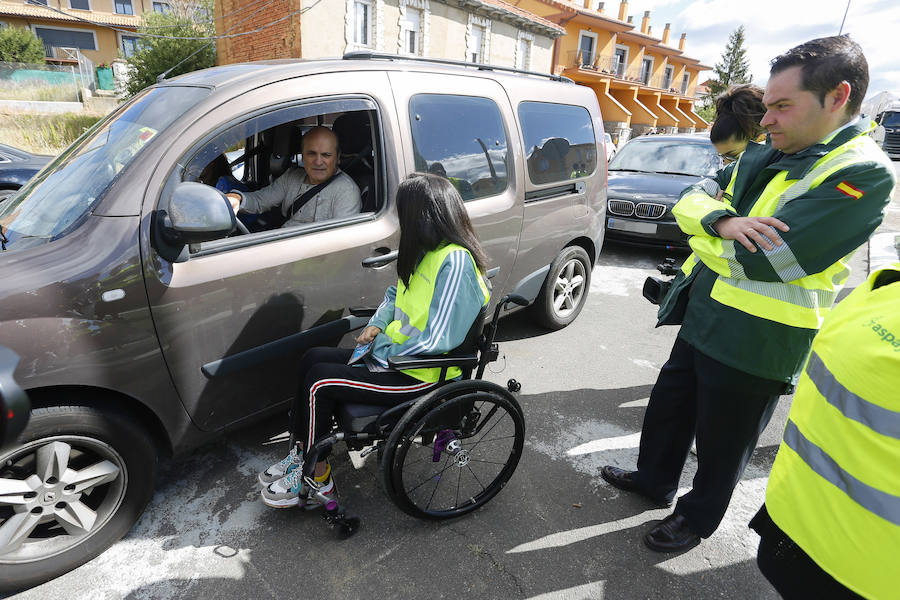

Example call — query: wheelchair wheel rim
[391,391,524,519]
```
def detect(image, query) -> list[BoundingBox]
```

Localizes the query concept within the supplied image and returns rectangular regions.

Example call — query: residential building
[512,0,710,144]
[0,0,168,65]
[214,0,564,74]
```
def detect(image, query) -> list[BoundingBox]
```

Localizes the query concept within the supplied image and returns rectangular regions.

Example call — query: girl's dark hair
[396,172,489,287]
[709,84,766,144]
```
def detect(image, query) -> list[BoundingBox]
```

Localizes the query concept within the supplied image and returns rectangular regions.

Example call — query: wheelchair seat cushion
[337,402,385,433]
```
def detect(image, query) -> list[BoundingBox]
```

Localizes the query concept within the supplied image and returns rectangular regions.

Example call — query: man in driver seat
[226,126,361,227]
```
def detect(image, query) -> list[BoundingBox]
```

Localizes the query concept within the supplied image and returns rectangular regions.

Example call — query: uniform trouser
[288,347,438,458]
[634,336,786,537]
[752,505,863,600]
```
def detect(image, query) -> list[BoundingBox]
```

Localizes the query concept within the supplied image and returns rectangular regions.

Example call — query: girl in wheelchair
[259,173,491,509]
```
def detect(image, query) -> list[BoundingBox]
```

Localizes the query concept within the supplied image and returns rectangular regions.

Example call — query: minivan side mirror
[0,346,30,452]
[162,182,237,246]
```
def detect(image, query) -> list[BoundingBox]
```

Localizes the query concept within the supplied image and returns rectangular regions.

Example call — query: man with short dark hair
[600,35,895,552]
[227,126,361,227]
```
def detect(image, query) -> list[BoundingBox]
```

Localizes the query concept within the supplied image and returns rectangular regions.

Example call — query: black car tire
[0,405,157,593]
[533,245,592,330]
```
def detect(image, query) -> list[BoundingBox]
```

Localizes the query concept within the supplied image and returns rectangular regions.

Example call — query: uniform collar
[762,118,872,180]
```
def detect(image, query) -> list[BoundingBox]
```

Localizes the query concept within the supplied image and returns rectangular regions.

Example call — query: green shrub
[0,27,46,64]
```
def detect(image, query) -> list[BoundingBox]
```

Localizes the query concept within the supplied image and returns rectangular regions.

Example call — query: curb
[869,231,900,272]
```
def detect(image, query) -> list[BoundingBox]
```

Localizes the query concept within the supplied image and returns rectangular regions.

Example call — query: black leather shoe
[600,466,672,508]
[644,514,701,552]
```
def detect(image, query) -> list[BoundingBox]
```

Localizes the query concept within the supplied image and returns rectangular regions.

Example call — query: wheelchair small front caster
[507,378,521,393]
[324,501,360,538]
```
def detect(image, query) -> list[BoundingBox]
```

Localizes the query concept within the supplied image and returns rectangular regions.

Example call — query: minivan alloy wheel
[552,258,587,319]
[0,436,126,562]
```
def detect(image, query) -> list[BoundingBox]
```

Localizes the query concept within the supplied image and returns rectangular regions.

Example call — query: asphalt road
[9,162,900,600]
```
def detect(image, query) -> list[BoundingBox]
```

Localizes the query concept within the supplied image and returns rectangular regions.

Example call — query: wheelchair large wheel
[381,381,524,520]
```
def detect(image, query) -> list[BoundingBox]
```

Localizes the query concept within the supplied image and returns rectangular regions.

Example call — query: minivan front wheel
[0,405,157,593]
[534,246,592,330]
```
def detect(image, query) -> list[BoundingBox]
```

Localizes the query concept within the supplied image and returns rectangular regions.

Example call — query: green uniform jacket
[658,121,896,384]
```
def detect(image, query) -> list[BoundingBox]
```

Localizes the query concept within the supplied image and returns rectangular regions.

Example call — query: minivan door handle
[362,248,398,268]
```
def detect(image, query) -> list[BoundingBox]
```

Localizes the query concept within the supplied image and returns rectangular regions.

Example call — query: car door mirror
[0,346,30,451]
[162,182,237,245]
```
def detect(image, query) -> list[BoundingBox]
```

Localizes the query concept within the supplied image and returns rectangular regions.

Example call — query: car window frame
[159,95,386,258]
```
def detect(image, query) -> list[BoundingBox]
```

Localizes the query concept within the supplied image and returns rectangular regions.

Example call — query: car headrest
[269,124,301,179]
[332,112,371,155]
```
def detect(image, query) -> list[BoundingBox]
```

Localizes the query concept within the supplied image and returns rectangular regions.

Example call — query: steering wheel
[234,217,250,235]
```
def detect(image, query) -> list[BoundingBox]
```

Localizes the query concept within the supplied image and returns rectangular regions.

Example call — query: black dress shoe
[644,514,701,552]
[600,466,672,508]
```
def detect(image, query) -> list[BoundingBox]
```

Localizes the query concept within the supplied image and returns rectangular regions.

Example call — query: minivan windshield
[882,112,900,127]
[0,86,210,253]
[608,138,720,177]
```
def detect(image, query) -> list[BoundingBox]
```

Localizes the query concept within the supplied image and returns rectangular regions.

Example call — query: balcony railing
[567,51,688,95]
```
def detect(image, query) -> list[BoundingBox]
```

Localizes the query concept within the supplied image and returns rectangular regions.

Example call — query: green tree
[124,0,216,97]
[0,27,46,64]
[706,26,752,102]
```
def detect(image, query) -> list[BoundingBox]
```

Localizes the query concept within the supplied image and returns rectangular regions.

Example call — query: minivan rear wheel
[0,405,157,593]
[533,246,591,330]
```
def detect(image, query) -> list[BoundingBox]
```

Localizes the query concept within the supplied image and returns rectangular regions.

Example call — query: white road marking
[567,432,641,456]
[618,397,649,408]
[589,265,651,296]
[525,580,607,599]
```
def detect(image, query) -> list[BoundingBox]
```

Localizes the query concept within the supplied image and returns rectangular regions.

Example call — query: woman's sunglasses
[718,150,743,163]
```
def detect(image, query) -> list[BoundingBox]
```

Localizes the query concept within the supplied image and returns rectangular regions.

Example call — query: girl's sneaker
[258,445,302,486]
[261,461,334,509]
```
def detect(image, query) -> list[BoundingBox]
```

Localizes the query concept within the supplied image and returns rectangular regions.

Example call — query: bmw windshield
[0,86,210,253]
[608,138,720,177]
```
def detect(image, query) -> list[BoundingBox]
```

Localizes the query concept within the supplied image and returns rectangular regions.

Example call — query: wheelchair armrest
[349,306,378,318]
[387,352,479,371]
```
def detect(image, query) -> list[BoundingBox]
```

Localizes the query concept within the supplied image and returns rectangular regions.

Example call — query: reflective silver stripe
[783,419,900,526]
[775,155,859,212]
[721,241,747,278]
[761,232,808,282]
[807,352,900,439]
[718,276,836,310]
[394,308,422,337]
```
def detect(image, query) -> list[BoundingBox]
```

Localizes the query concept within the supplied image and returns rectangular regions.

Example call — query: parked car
[0,143,52,203]
[604,134,722,247]
[0,54,607,591]
[603,132,616,162]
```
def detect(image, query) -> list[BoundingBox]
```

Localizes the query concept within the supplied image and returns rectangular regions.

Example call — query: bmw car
[0,144,52,203]
[604,134,722,248]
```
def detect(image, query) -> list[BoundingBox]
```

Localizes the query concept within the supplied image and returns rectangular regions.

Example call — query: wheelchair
[297,294,529,537]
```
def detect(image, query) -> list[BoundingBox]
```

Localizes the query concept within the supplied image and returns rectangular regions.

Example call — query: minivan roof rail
[343,51,574,83]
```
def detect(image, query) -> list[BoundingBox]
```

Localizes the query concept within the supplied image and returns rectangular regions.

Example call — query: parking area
[6,163,899,600]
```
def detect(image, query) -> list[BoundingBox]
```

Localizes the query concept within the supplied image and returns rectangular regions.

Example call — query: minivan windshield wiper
[654,170,699,176]
[608,167,649,173]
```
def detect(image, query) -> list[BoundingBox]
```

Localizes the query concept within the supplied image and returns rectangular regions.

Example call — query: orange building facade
[512,0,710,145]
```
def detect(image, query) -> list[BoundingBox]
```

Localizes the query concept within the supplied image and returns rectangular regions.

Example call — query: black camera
[0,346,30,452]
[643,257,679,306]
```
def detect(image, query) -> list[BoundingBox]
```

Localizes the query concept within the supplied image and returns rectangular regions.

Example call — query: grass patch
[0,81,79,103]
[0,112,102,154]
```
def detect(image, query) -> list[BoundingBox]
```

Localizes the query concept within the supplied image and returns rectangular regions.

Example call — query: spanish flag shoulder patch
[836,181,864,200]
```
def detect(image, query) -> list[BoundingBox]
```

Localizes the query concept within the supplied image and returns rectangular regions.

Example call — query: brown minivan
[0,53,606,590]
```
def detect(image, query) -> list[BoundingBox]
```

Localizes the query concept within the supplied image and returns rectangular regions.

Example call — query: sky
[625,0,900,102]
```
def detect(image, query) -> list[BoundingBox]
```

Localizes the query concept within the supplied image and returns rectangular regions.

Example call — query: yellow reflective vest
[384,243,489,382]
[765,263,900,599]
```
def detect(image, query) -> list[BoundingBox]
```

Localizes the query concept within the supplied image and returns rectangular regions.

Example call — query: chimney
[647,25,652,36]
[679,32,686,51]
[627,15,633,24]
[583,0,591,8]
[597,2,604,13]
[662,23,671,45]
[641,10,650,34]
[618,0,627,21]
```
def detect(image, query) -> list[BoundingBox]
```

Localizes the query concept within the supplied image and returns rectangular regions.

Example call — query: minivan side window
[518,101,597,185]
[408,94,509,201]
